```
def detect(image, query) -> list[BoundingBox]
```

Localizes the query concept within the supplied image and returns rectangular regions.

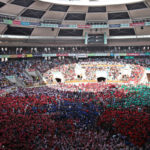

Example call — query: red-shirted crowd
[0,83,150,150]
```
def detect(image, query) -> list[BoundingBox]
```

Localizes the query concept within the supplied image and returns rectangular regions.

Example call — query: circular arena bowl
[43,60,146,93]
[1,0,150,149]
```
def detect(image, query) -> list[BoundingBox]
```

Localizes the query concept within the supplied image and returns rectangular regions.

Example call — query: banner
[130,22,144,27]
[88,53,96,56]
[145,52,150,56]
[0,52,149,59]
[33,54,42,57]
[56,53,69,56]
[9,55,17,58]
[41,23,58,28]
[30,22,41,26]
[120,53,127,56]
[120,24,130,28]
[58,24,70,28]
[17,54,23,58]
[76,54,88,58]
[124,56,134,59]
[114,53,120,56]
[92,24,108,28]
[21,21,30,26]
[9,54,26,58]
[110,53,114,56]
[95,53,108,56]
[68,53,76,57]
[127,53,140,56]
[145,22,150,26]
[3,19,12,25]
[114,53,126,56]
[77,25,91,28]
[13,20,21,25]
[140,53,146,56]
[1,55,10,58]
[42,54,56,57]
[2,18,150,29]
[26,54,33,57]
[68,25,77,28]
[109,24,120,28]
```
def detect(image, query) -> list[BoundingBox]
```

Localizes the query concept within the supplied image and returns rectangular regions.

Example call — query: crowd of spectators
[0,78,15,90]
[0,82,150,149]
[0,56,150,149]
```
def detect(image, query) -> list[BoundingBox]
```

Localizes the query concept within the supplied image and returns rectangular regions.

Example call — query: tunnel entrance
[97,77,106,82]
[55,78,61,83]
[77,75,82,79]
[147,73,150,82]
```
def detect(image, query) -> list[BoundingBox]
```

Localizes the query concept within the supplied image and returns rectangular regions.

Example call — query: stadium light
[44,48,47,52]
[48,48,51,52]
[20,48,23,53]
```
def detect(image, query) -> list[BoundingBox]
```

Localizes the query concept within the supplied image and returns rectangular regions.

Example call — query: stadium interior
[0,0,150,150]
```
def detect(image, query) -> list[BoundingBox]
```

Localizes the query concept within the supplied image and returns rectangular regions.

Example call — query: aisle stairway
[6,75,25,87]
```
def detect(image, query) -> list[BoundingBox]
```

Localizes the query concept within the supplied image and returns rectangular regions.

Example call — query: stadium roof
[39,0,144,6]
[0,0,150,46]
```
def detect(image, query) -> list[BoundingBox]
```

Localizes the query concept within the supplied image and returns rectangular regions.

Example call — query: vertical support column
[85,32,88,45]
[104,32,107,45]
